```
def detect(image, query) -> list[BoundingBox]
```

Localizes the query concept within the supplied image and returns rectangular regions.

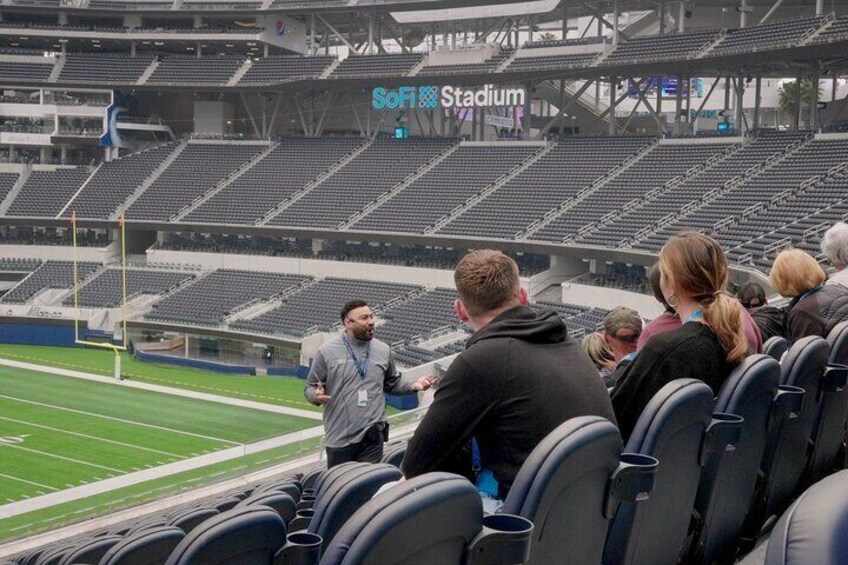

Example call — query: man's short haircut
[737,282,766,309]
[340,299,369,322]
[821,221,848,268]
[454,250,520,316]
[603,306,643,342]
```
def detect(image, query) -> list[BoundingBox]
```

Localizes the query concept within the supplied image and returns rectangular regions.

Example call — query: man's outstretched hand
[315,383,332,405]
[411,376,434,392]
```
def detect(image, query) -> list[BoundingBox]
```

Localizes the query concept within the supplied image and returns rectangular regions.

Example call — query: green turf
[0,344,320,412]
[0,365,318,505]
[0,436,322,543]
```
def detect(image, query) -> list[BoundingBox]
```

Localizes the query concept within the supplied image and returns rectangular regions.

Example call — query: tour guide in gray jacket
[305,299,432,467]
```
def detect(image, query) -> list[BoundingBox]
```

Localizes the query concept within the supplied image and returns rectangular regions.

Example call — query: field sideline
[0,364,317,506]
[0,344,320,411]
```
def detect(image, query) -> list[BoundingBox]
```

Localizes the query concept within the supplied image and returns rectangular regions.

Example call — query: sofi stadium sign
[372,85,526,110]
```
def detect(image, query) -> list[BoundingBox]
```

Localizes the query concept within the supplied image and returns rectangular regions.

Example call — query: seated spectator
[637,263,679,352]
[582,332,616,382]
[821,221,848,288]
[769,249,848,342]
[402,250,616,503]
[638,263,763,354]
[737,281,786,341]
[610,233,748,439]
[603,307,642,384]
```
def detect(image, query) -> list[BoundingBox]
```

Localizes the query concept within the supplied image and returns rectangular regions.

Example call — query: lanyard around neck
[685,310,703,324]
[342,335,371,379]
[798,285,823,302]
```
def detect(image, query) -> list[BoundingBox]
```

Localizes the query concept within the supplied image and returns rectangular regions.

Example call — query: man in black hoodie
[401,250,617,500]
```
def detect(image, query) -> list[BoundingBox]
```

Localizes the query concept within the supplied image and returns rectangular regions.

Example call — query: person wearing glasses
[305,299,433,467]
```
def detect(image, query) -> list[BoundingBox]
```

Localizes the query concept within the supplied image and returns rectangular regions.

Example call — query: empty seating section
[59,54,154,84]
[67,268,194,307]
[238,56,335,84]
[232,278,419,336]
[0,257,41,271]
[187,138,363,225]
[813,15,848,43]
[354,145,540,233]
[604,30,720,63]
[637,134,842,257]
[506,53,597,72]
[712,16,825,55]
[270,139,454,229]
[418,48,514,76]
[393,344,438,367]
[524,37,605,49]
[0,173,18,204]
[147,56,244,85]
[7,167,90,217]
[537,143,729,242]
[0,59,54,82]
[87,0,173,8]
[331,53,424,78]
[65,143,177,219]
[147,270,310,326]
[1,260,100,303]
[534,300,608,338]
[125,143,264,221]
[625,131,809,252]
[439,137,652,239]
[376,288,460,346]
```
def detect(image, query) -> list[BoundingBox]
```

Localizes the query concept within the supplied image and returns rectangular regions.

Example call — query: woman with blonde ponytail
[610,232,749,439]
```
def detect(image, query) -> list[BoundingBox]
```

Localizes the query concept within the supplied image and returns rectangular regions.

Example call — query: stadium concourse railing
[0,356,444,554]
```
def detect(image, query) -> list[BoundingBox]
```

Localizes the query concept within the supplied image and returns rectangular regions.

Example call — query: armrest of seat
[604,453,658,519]
[772,385,805,420]
[822,364,848,393]
[699,412,744,466]
[466,514,533,565]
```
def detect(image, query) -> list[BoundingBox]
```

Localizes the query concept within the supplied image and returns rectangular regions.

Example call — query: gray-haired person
[822,221,848,288]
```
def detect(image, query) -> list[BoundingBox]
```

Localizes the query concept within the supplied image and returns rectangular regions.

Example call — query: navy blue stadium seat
[381,442,407,468]
[686,354,780,564]
[804,321,848,481]
[237,491,297,524]
[164,505,287,565]
[167,507,218,533]
[763,337,789,361]
[502,416,656,565]
[57,535,123,565]
[302,468,323,490]
[308,463,402,549]
[759,336,829,522]
[99,526,185,565]
[320,472,529,565]
[604,379,714,565]
[212,496,242,512]
[764,469,848,565]
[253,481,301,503]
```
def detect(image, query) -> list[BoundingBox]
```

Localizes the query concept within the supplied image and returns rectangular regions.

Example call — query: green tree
[538,32,558,42]
[778,79,822,128]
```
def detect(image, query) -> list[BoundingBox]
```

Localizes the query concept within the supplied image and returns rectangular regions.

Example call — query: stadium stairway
[534,80,628,135]
[0,168,29,216]
[110,141,188,221]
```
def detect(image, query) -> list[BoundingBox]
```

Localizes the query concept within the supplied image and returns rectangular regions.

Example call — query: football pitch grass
[0,360,321,542]
[0,344,320,412]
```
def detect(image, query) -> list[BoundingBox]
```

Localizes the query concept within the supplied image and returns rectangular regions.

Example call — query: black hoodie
[402,305,617,496]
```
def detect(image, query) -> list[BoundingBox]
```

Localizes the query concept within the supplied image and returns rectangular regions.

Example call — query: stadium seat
[381,442,407,468]
[319,472,532,565]
[212,496,242,512]
[57,535,123,565]
[764,469,848,565]
[603,379,714,565]
[253,481,302,503]
[686,354,780,565]
[302,468,323,490]
[802,323,848,483]
[763,337,789,361]
[164,505,286,565]
[746,336,829,536]
[167,507,219,533]
[307,463,402,549]
[237,491,297,524]
[99,525,185,565]
[312,463,365,499]
[502,416,657,565]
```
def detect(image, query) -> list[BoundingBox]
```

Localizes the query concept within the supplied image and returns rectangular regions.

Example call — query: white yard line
[0,444,125,474]
[0,424,325,522]
[0,358,321,421]
[0,473,58,492]
[0,395,240,446]
[0,416,186,459]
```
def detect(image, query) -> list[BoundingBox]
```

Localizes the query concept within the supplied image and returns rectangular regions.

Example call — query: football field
[0,365,317,505]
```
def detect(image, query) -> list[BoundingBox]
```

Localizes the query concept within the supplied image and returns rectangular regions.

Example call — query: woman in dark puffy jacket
[769,249,848,343]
